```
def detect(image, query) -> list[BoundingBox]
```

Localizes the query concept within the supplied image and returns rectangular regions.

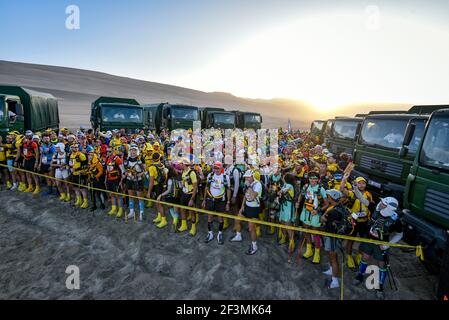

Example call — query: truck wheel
[437,231,449,300]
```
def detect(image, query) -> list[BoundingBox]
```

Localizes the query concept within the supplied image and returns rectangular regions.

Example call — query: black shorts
[106,180,120,193]
[40,164,51,174]
[206,198,226,213]
[23,158,36,172]
[151,184,163,198]
[70,174,87,186]
[161,195,179,204]
[180,192,193,206]
[92,178,105,190]
[349,221,369,238]
[243,205,260,219]
[126,179,143,191]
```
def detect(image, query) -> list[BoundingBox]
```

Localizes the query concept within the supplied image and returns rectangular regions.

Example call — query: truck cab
[352,113,428,202]
[402,108,449,266]
[91,97,142,132]
[233,111,262,130]
[143,103,200,132]
[310,120,326,144]
[200,107,236,129]
[327,117,363,157]
[0,94,25,137]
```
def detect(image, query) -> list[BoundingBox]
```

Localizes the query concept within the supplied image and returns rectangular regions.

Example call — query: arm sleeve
[160,179,172,197]
[232,170,240,198]
[190,171,197,184]
[353,187,370,206]
[96,163,104,179]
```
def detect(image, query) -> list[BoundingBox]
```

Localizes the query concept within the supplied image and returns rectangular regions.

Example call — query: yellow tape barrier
[0,163,424,261]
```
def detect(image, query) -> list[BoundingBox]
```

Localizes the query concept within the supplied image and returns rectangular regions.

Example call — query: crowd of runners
[0,126,404,298]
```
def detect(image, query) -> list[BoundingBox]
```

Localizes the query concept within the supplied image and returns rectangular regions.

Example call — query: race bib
[0,147,4,152]
[41,157,47,164]
[69,159,74,167]
[107,165,114,172]
[23,148,28,156]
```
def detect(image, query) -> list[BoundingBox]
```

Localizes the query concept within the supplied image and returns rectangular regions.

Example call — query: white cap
[32,135,40,140]
[243,170,254,178]
[56,143,65,151]
[379,197,399,217]
[326,189,342,201]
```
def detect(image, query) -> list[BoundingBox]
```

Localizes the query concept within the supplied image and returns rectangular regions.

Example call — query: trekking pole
[382,250,398,291]
[89,179,95,216]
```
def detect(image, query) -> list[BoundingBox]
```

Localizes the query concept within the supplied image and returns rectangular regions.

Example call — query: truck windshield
[101,106,143,123]
[332,120,359,140]
[360,118,407,149]
[172,107,199,120]
[244,114,261,123]
[0,97,5,123]
[420,116,449,170]
[311,121,324,134]
[214,113,235,124]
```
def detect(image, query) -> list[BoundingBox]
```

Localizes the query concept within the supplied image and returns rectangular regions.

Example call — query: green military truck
[352,111,430,203]
[90,97,143,132]
[200,107,236,129]
[310,120,327,144]
[0,86,59,138]
[327,117,363,157]
[232,111,262,130]
[400,107,449,299]
[143,103,200,132]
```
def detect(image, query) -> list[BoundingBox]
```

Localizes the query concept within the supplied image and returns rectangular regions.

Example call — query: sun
[177,11,449,113]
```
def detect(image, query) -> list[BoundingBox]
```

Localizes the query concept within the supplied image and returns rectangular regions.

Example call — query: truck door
[6,98,24,134]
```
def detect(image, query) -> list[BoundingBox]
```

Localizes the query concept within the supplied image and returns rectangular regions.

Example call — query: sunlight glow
[177,12,449,112]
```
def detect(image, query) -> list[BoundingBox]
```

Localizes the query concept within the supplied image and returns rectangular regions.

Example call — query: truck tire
[437,231,449,300]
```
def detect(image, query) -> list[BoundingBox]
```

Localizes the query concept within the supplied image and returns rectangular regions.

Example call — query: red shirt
[106,155,123,181]
[22,141,38,159]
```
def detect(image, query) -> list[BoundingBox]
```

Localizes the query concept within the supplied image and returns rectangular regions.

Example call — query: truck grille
[359,155,403,176]
[424,189,449,218]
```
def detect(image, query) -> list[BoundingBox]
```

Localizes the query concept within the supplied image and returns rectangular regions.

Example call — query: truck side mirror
[398,146,408,158]
[403,123,416,146]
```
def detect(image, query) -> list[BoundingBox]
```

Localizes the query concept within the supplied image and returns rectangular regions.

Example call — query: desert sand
[0,189,436,299]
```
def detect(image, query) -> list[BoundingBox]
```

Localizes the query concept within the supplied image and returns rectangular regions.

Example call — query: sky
[1,0,449,112]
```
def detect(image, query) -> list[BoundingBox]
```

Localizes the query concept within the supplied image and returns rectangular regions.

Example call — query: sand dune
[0,60,314,130]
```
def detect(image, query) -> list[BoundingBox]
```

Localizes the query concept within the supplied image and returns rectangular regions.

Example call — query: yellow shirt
[348,190,373,222]
[148,165,159,186]
[69,151,87,175]
[109,138,121,148]
[0,145,6,161]
[327,163,338,173]
[182,169,197,194]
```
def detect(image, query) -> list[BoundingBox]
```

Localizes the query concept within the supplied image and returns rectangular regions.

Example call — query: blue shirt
[40,143,56,164]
